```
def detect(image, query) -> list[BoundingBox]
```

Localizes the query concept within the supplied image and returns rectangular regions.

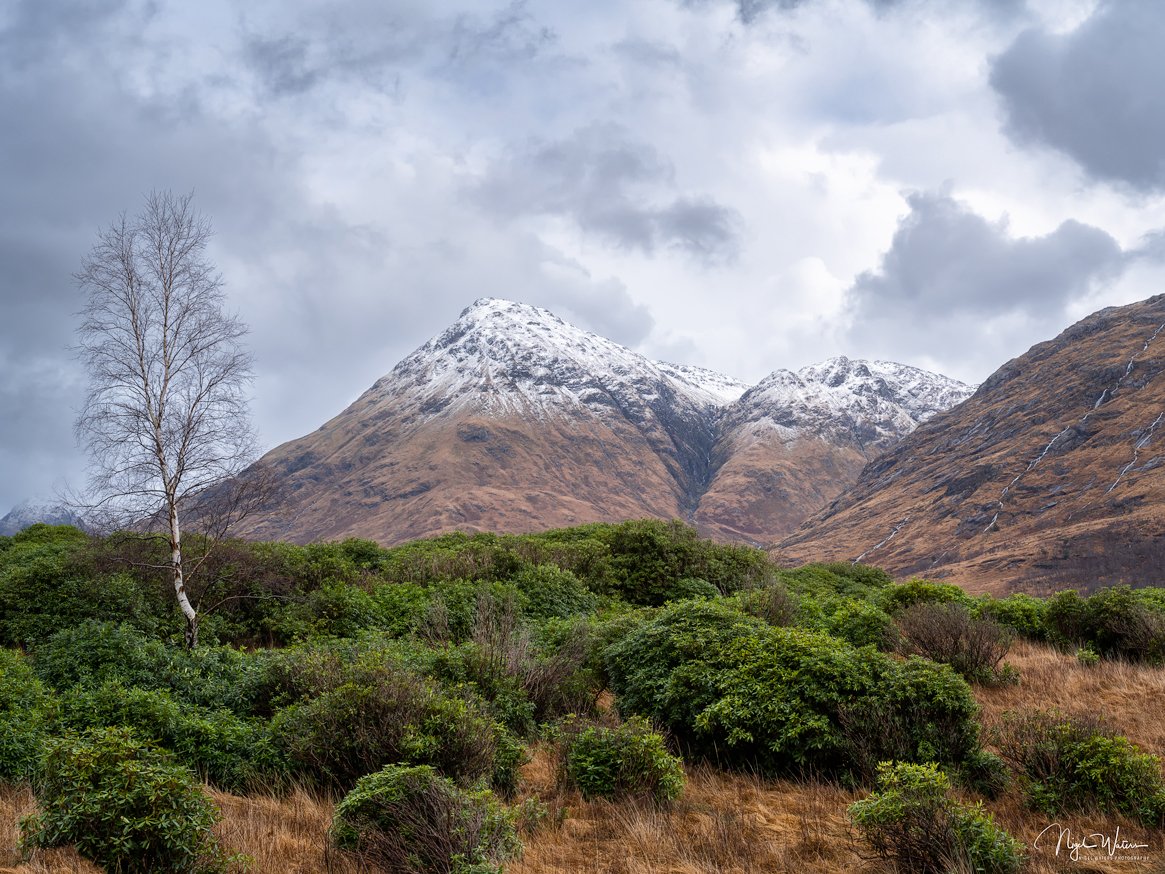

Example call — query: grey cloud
[240,1,557,98]
[244,36,320,97]
[680,0,1024,25]
[473,124,742,263]
[845,191,1129,375]
[990,2,1165,191]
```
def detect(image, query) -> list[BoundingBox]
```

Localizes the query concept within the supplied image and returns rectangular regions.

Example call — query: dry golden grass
[3,640,1165,873]
[507,747,866,874]
[978,639,1165,753]
[0,784,97,874]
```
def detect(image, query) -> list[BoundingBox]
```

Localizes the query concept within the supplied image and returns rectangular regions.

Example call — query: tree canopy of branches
[74,191,257,647]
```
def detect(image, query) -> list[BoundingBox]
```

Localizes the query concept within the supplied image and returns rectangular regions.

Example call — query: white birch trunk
[168,502,198,648]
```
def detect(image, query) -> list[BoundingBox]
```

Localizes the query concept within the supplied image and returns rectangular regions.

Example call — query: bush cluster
[991,710,1165,826]
[895,602,1016,685]
[603,600,983,781]
[560,716,685,803]
[20,727,233,874]
[849,761,1023,874]
[0,648,49,782]
[1045,587,1165,663]
[331,763,521,874]
[266,646,521,793]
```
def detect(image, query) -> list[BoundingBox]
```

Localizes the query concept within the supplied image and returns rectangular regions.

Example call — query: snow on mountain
[653,361,749,408]
[727,356,975,450]
[0,500,86,536]
[353,298,737,428]
[340,299,970,452]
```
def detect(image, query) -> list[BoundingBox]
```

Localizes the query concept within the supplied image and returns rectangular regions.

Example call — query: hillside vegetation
[1,520,1164,872]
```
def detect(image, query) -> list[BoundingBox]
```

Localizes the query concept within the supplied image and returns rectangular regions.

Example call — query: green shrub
[53,681,283,793]
[668,577,721,601]
[849,761,1023,874]
[32,620,170,690]
[331,763,521,874]
[427,581,528,643]
[777,563,891,600]
[510,565,598,620]
[797,595,897,649]
[268,582,383,641]
[0,649,51,782]
[562,716,684,803]
[975,593,1048,641]
[839,657,984,783]
[604,600,983,780]
[1076,645,1100,667]
[269,654,520,792]
[601,520,771,604]
[733,583,798,627]
[1046,587,1165,663]
[992,710,1165,826]
[20,727,233,874]
[368,582,432,636]
[0,534,164,645]
[33,622,263,716]
[877,579,975,615]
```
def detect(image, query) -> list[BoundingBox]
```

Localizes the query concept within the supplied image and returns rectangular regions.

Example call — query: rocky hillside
[240,299,970,545]
[780,294,1165,594]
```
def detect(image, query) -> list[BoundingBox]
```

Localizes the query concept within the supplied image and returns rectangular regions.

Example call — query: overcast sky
[3,0,1165,513]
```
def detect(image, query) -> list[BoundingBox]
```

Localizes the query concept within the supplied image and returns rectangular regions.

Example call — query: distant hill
[779,294,1165,594]
[238,298,969,546]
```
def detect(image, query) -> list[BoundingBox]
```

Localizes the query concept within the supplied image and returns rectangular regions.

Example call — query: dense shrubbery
[0,648,50,782]
[0,527,166,645]
[849,762,1023,874]
[974,592,1048,641]
[1045,587,1165,663]
[876,578,974,614]
[331,763,521,874]
[603,600,983,781]
[9,517,1165,873]
[266,645,522,793]
[21,727,233,874]
[52,681,282,792]
[991,710,1165,826]
[560,716,684,803]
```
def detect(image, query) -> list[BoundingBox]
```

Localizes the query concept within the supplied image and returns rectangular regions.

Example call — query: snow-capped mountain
[353,298,734,429]
[726,357,974,451]
[0,500,86,536]
[240,299,971,546]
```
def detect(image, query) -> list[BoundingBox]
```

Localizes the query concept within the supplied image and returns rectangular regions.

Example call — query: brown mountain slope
[779,294,1165,594]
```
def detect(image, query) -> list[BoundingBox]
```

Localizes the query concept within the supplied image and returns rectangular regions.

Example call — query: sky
[3,0,1165,514]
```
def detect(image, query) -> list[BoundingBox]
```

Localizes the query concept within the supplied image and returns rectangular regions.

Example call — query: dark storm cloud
[845,191,1131,375]
[473,124,743,263]
[990,2,1165,191]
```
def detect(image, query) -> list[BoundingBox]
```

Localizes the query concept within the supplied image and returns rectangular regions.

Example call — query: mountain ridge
[238,298,972,546]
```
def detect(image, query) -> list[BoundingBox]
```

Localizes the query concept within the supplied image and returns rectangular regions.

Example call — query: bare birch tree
[74,191,258,648]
